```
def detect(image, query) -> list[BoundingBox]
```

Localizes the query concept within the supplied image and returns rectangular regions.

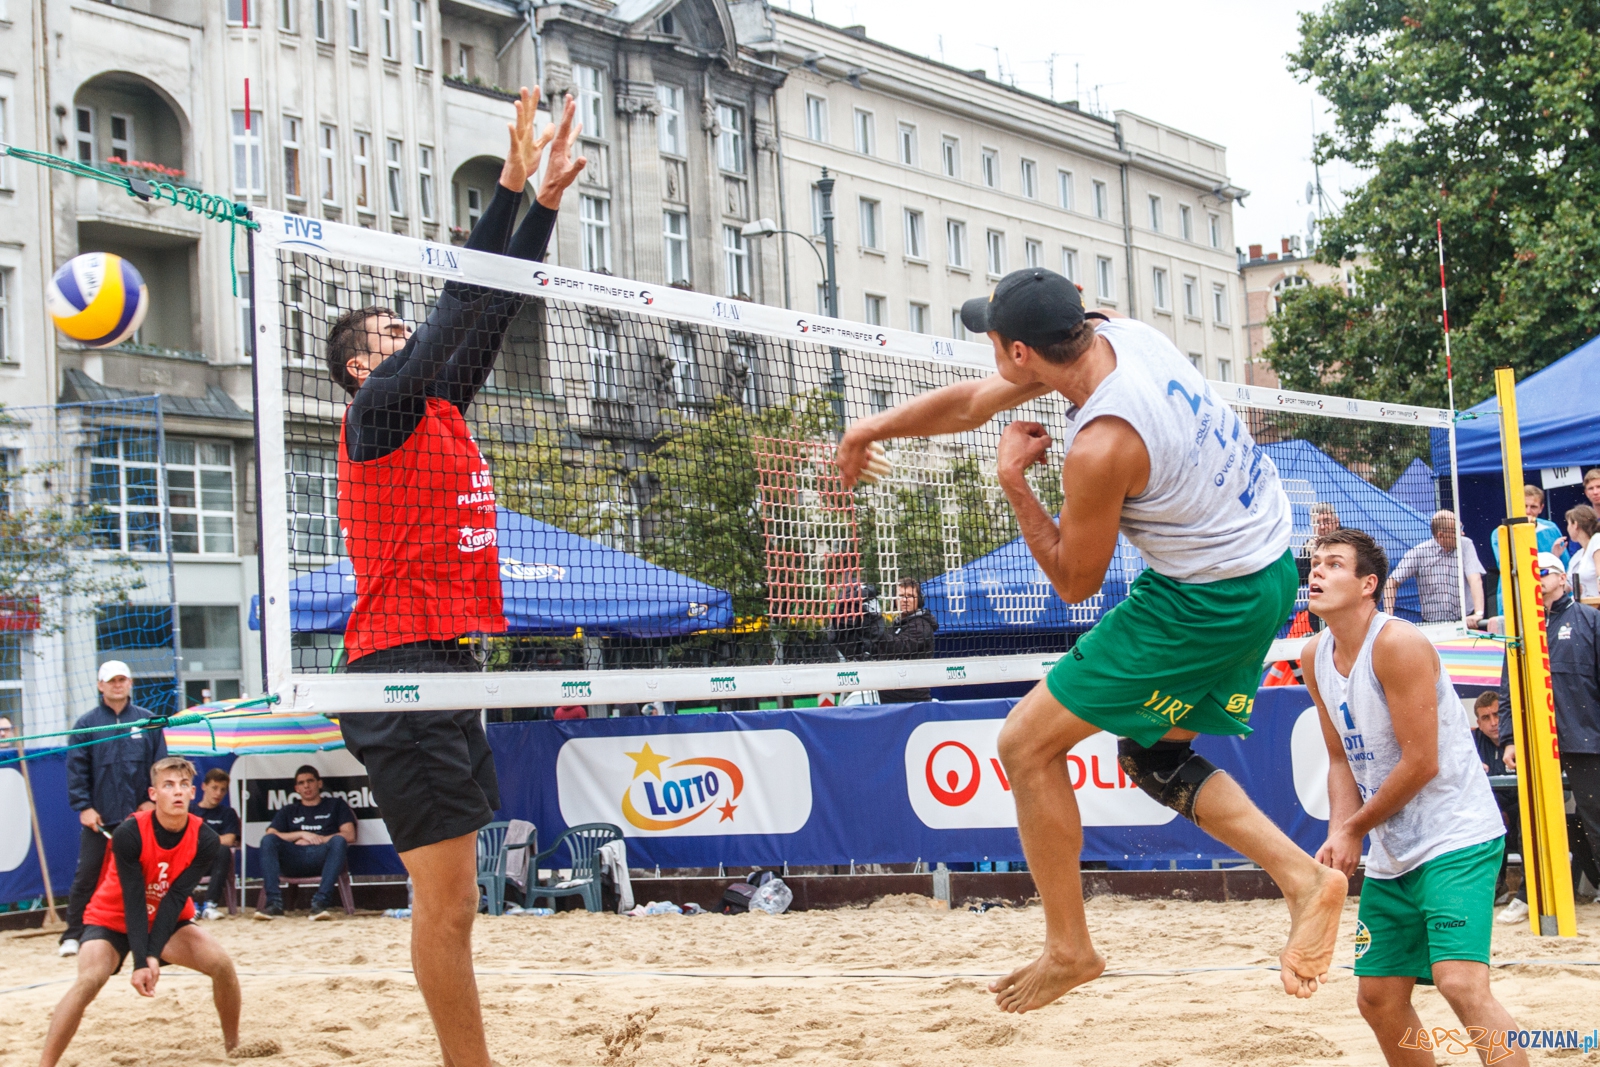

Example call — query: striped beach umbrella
[164,707,344,755]
[1434,635,1506,690]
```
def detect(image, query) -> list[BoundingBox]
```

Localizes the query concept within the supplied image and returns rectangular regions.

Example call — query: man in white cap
[58,660,167,957]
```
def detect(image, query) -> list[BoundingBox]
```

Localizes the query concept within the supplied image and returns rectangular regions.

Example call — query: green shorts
[1045,548,1298,748]
[1354,837,1504,983]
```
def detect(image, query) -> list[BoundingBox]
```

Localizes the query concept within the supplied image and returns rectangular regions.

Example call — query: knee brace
[1116,738,1221,821]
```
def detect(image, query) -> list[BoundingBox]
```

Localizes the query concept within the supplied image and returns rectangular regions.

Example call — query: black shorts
[341,640,500,854]
[82,922,191,973]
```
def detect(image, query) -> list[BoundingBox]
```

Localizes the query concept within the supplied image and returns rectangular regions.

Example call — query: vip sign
[904,720,1176,829]
[555,730,812,837]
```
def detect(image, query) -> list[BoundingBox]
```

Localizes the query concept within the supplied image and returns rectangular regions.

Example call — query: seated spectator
[256,765,355,921]
[553,705,588,720]
[191,768,240,921]
[1566,504,1598,600]
[1472,692,1507,776]
[0,715,12,741]
[876,578,939,704]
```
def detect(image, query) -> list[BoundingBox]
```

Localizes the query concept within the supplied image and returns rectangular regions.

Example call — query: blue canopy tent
[923,439,1435,634]
[258,506,734,637]
[1389,458,1438,516]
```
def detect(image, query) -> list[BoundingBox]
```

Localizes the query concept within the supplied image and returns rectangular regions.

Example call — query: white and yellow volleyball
[47,252,149,348]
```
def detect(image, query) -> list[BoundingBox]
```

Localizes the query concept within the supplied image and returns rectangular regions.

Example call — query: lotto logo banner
[555,730,812,837]
[904,720,1177,829]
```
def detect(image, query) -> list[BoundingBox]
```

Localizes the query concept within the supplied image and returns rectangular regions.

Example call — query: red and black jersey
[338,396,506,662]
[83,810,201,933]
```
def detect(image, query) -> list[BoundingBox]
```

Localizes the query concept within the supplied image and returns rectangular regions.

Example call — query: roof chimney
[1248,244,1263,261]
[841,24,867,38]
[1267,252,1278,262]
[1281,237,1292,255]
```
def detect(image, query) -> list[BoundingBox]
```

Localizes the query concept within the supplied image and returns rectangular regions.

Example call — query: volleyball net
[251,211,1461,714]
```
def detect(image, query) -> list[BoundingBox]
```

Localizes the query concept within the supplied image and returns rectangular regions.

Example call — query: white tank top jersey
[1058,318,1292,583]
[1313,612,1503,879]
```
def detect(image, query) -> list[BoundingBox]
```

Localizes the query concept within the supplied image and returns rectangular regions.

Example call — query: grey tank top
[1060,319,1291,583]
[1313,612,1503,878]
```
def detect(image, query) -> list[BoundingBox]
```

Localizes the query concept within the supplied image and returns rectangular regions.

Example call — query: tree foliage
[1273,0,1600,407]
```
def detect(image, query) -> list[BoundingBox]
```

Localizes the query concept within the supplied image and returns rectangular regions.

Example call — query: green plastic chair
[476,821,536,916]
[527,823,622,913]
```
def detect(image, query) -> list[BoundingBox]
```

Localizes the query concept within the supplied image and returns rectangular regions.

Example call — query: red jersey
[83,810,200,932]
[338,396,505,661]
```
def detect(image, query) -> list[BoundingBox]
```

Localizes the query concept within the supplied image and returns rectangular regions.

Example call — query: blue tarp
[1435,334,1600,474]
[273,506,734,638]
[1389,458,1438,516]
[922,439,1432,634]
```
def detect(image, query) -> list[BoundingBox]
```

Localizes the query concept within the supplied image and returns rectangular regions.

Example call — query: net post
[249,213,294,700]
[155,400,185,714]
[246,217,269,698]
[1495,366,1575,938]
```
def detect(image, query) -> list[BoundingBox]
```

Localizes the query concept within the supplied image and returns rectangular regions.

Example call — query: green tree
[480,413,625,541]
[1274,0,1600,407]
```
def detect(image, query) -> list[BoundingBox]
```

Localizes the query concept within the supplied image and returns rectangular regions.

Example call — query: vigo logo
[383,684,420,705]
[904,720,1176,829]
[458,526,497,553]
[555,730,812,837]
[500,557,566,581]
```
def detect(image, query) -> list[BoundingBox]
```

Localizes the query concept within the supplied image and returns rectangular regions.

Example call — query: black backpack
[720,870,774,914]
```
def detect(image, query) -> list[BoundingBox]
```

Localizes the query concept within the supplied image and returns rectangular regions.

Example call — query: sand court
[3,895,1598,1066]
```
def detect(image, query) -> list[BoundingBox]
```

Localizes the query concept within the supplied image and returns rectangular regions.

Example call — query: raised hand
[536,93,588,210]
[497,87,550,193]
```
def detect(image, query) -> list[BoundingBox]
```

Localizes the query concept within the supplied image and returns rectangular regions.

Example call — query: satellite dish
[1306,181,1316,205]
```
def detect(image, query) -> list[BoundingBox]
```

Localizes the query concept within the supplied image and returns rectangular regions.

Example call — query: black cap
[960,268,1092,349]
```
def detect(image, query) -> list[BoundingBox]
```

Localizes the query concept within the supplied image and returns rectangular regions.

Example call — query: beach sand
[3,893,1598,1066]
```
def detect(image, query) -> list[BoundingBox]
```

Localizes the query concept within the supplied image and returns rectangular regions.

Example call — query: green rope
[0,694,281,767]
[0,143,258,295]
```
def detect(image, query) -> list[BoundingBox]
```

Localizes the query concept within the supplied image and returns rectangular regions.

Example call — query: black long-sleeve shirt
[111,816,220,968]
[66,702,167,822]
[343,185,558,462]
[1498,593,1600,755]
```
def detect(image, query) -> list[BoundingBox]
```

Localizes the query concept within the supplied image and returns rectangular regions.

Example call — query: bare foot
[1279,866,1347,998]
[989,948,1106,1013]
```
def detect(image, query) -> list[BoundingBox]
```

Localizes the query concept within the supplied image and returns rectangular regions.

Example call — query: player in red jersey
[322,88,585,1067]
[39,757,237,1066]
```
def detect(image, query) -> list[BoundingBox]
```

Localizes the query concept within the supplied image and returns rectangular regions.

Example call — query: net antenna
[251,210,1463,715]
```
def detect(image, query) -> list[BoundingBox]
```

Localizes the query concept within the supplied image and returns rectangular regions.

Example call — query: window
[580,195,611,272]
[1092,180,1108,220]
[1217,358,1232,382]
[236,269,252,356]
[1179,204,1193,242]
[815,283,828,315]
[285,274,309,360]
[903,208,925,258]
[0,268,11,364]
[985,229,1005,276]
[315,0,329,40]
[1061,247,1077,282]
[663,210,689,284]
[0,630,20,722]
[722,224,749,297]
[1057,169,1073,210]
[166,440,237,555]
[853,108,874,154]
[1212,283,1229,325]
[897,122,917,166]
[318,124,337,203]
[575,64,605,139]
[454,43,473,79]
[0,92,9,188]
[90,430,162,553]
[463,186,482,229]
[1152,267,1169,311]
[279,0,295,32]
[226,0,246,23]
[385,138,405,216]
[180,606,244,697]
[282,116,303,200]
[863,294,884,326]
[733,342,759,409]
[1020,158,1038,199]
[805,95,827,141]
[231,110,264,195]
[353,132,371,210]
[108,113,133,162]
[587,326,621,401]
[379,0,395,58]
[656,84,683,155]
[347,0,363,49]
[1148,194,1162,232]
[951,309,967,340]
[941,136,959,178]
[417,145,435,220]
[869,377,892,413]
[1024,239,1042,269]
[946,219,967,268]
[411,0,427,66]
[1208,213,1222,249]
[75,107,94,165]
[908,302,928,333]
[1096,255,1114,300]
[1188,353,1204,372]
[716,103,745,173]
[980,147,998,188]
[809,184,825,236]
[858,197,881,249]
[669,330,700,403]
[1182,275,1199,318]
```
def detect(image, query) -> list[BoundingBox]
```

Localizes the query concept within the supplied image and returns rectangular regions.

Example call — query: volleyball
[46,252,149,348]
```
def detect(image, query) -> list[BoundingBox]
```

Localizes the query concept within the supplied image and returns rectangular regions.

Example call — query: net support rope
[0,144,259,294]
[0,694,280,767]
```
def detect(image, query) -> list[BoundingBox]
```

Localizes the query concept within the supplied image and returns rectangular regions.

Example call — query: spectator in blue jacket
[59,660,167,956]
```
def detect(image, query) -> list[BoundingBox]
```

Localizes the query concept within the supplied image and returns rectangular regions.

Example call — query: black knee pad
[1116,738,1221,821]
